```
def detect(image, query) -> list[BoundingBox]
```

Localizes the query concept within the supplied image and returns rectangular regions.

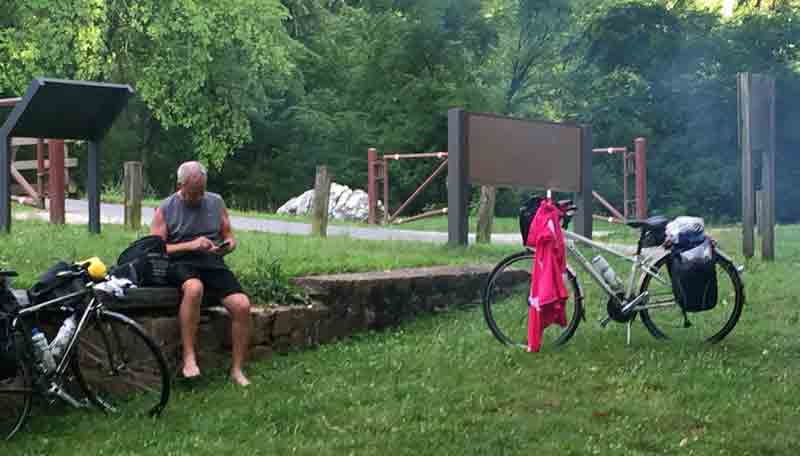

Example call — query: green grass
[3,224,800,454]
[0,217,519,303]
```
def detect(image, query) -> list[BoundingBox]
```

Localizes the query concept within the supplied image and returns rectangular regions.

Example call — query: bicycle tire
[482,250,583,350]
[639,251,744,343]
[71,310,170,417]
[0,329,33,441]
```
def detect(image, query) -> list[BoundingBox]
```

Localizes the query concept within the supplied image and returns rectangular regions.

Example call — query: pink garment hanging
[526,198,568,352]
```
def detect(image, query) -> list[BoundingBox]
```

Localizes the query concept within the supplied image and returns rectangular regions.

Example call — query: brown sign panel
[466,112,582,191]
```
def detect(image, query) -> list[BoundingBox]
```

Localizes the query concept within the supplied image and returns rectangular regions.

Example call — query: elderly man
[151,161,251,386]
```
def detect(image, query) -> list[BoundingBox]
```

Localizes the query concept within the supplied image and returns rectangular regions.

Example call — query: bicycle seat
[626,216,668,231]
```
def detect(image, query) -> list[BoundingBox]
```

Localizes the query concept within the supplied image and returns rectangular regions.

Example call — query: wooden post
[761,76,776,261]
[311,165,332,237]
[383,160,390,225]
[36,139,45,208]
[738,73,755,259]
[755,190,763,235]
[447,108,469,246]
[739,73,776,260]
[475,186,496,243]
[574,126,593,239]
[367,148,378,225]
[124,161,143,230]
[48,140,66,225]
[0,136,10,233]
[635,137,647,219]
[87,141,101,234]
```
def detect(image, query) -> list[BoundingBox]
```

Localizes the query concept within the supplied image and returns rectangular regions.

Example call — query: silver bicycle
[482,200,745,349]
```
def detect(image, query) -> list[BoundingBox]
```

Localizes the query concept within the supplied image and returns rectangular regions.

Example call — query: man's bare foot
[182,362,201,379]
[230,369,251,387]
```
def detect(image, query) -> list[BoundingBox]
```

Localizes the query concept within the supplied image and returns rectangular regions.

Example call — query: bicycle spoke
[74,311,169,416]
[639,252,744,343]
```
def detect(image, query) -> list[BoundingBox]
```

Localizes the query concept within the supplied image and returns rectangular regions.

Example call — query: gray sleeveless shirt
[159,191,226,268]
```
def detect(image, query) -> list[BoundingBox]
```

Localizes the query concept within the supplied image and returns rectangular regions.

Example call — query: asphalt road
[60,199,524,245]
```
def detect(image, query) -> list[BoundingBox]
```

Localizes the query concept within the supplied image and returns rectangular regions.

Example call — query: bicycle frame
[562,230,668,311]
[12,284,101,407]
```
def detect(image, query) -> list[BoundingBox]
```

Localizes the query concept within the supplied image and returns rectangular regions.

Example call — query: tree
[0,0,297,175]
[474,0,573,242]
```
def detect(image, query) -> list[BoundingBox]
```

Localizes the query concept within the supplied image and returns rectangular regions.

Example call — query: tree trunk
[476,185,496,244]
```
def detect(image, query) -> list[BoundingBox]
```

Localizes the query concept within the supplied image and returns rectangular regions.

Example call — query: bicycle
[0,264,170,440]
[482,198,745,350]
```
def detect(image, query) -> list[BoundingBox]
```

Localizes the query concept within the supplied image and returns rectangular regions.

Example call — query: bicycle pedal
[599,317,612,328]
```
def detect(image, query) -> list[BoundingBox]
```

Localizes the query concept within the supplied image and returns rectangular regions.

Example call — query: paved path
[12,199,612,246]
[52,199,525,244]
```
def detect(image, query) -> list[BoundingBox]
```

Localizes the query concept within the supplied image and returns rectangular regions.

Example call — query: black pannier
[111,235,170,286]
[1,283,19,380]
[518,196,543,246]
[668,238,718,313]
[28,261,86,306]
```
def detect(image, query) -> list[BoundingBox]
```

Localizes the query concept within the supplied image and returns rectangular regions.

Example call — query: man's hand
[210,238,236,256]
[190,236,216,252]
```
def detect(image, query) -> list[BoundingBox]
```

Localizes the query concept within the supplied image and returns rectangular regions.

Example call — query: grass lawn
[0,217,519,301]
[2,217,799,453]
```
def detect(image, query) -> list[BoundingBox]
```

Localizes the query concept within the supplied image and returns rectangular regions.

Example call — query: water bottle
[31,328,57,374]
[591,255,623,292]
[50,316,77,361]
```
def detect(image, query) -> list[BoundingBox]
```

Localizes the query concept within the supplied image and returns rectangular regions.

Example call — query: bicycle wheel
[72,310,170,417]
[0,331,33,440]
[483,250,583,350]
[639,250,744,343]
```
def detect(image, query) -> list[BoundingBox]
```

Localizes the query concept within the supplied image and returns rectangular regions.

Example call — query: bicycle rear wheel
[72,310,170,417]
[639,251,744,343]
[482,250,583,350]
[0,331,33,440]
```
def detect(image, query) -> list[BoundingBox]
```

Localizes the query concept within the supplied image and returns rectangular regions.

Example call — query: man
[151,161,251,386]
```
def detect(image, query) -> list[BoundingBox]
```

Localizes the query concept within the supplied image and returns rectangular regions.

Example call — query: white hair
[177,161,207,185]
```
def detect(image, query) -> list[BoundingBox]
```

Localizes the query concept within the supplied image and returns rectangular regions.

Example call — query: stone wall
[135,265,509,373]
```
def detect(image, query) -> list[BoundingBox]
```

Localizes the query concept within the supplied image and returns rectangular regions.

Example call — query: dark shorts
[169,264,244,299]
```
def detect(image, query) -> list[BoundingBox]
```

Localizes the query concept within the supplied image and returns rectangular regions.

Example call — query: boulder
[277,183,382,221]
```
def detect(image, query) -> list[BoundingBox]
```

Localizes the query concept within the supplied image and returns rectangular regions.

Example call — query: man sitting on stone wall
[151,161,252,386]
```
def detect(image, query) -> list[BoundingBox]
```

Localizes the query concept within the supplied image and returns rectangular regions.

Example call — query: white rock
[277,183,382,221]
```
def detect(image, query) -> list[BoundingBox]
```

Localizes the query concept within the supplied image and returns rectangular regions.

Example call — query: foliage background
[1,0,799,222]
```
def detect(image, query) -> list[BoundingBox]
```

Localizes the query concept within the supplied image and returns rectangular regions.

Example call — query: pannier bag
[111,235,170,286]
[0,286,18,380]
[28,261,86,307]
[666,219,718,313]
[519,196,543,246]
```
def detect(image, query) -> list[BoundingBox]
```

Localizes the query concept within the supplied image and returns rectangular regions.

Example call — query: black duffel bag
[668,238,718,313]
[0,285,19,380]
[28,261,86,306]
[111,235,170,286]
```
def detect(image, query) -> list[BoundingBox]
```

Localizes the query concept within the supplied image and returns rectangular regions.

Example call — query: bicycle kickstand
[626,320,632,346]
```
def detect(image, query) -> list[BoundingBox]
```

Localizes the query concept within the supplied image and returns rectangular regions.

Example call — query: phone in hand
[216,239,232,249]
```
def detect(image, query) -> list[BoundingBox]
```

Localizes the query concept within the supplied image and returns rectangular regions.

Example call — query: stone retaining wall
[135,265,503,372]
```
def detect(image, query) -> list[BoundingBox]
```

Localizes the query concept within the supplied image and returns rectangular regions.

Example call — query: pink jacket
[526,199,568,329]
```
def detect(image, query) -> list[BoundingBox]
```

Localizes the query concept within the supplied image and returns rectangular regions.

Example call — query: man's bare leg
[180,279,204,378]
[223,293,251,386]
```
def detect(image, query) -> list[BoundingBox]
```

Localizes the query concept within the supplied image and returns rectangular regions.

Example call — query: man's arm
[217,207,236,255]
[151,207,214,255]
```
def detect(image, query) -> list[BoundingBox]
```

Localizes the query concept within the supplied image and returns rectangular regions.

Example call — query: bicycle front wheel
[639,251,744,343]
[483,250,583,350]
[72,310,170,417]
[0,330,33,441]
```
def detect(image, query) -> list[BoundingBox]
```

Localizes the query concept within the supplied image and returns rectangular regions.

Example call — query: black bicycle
[0,265,170,440]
